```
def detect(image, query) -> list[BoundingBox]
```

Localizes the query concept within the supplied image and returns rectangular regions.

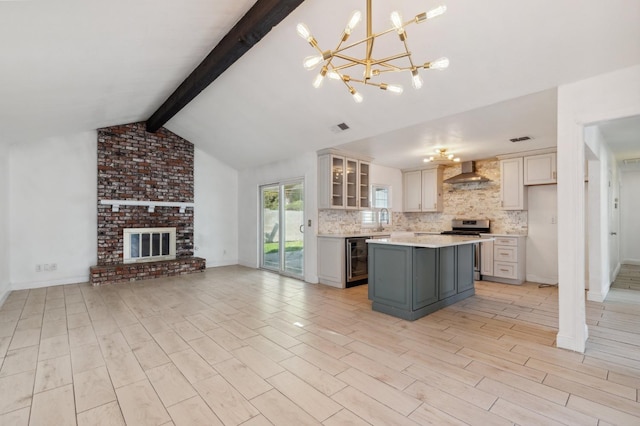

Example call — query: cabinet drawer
[494,246,517,262]
[494,237,518,246]
[493,262,518,279]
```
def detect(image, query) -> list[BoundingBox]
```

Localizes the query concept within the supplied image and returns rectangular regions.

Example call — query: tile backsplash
[318,159,528,235]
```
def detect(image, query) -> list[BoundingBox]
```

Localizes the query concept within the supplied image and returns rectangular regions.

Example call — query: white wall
[9,132,97,289]
[526,185,558,285]
[557,64,640,352]
[238,151,318,283]
[194,147,239,267]
[0,143,11,305]
[620,169,640,264]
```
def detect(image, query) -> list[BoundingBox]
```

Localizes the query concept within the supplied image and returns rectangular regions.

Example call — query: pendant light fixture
[423,148,460,163]
[297,0,449,103]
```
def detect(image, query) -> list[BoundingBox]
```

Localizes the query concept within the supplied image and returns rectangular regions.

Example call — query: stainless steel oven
[441,219,490,281]
[346,237,369,287]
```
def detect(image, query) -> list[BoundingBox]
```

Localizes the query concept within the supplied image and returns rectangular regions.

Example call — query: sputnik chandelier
[423,148,460,163]
[297,0,449,103]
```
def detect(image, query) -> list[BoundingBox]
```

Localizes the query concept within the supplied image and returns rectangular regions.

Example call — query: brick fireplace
[90,122,205,285]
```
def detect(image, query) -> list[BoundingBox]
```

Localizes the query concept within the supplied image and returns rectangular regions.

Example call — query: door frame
[259,178,305,279]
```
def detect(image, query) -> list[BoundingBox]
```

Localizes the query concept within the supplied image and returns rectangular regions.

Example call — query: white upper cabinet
[318,153,371,210]
[421,168,444,212]
[500,158,527,210]
[402,167,443,212]
[524,152,557,185]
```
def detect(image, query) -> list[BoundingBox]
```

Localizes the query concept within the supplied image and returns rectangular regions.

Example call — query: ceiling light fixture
[297,0,449,103]
[423,148,460,163]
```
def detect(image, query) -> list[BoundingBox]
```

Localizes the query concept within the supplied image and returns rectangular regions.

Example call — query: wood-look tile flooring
[1,265,639,425]
[611,264,640,291]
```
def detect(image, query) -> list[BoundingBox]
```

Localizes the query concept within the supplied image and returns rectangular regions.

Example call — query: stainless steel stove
[441,219,490,280]
[440,219,490,237]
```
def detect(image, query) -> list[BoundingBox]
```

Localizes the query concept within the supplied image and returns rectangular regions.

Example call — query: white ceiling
[1,0,639,171]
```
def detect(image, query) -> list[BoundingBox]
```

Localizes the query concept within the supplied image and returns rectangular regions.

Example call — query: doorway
[260,180,304,278]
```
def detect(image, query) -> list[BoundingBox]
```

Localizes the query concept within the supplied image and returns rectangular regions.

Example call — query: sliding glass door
[260,179,304,278]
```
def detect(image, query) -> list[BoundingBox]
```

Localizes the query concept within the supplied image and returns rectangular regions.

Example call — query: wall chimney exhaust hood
[443,161,489,184]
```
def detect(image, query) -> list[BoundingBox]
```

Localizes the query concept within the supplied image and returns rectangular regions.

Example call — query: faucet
[376,208,390,232]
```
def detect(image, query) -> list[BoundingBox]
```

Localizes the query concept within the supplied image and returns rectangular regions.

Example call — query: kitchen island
[367,235,494,320]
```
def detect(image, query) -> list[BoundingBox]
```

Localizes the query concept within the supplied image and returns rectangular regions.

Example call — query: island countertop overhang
[366,235,494,248]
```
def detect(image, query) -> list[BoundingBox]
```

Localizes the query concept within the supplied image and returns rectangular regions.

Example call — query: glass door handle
[299,225,304,233]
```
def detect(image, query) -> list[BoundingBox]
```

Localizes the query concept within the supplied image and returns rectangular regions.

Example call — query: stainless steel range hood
[443,161,489,184]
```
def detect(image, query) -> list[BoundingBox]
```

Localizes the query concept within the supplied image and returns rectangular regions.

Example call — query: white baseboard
[526,275,558,285]
[622,259,640,266]
[556,324,589,353]
[11,275,89,291]
[205,259,239,268]
[587,289,608,302]
[0,286,10,308]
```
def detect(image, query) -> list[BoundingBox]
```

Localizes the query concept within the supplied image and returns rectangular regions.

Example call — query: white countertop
[317,232,392,238]
[366,235,494,248]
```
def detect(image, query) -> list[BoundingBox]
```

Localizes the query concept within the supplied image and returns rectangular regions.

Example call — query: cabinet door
[457,245,474,293]
[413,248,438,309]
[438,246,457,299]
[421,168,443,212]
[345,158,358,209]
[500,158,526,210]
[331,156,345,208]
[524,153,557,185]
[480,240,494,276]
[403,171,423,212]
[368,245,412,309]
[359,161,370,209]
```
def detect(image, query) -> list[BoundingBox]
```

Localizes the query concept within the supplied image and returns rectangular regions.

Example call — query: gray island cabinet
[367,235,494,320]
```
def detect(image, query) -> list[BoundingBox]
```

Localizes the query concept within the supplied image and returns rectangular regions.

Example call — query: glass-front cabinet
[318,152,371,210]
[346,158,358,209]
[331,156,345,208]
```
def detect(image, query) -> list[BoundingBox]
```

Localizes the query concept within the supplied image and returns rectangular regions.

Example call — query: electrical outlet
[50,263,57,271]
[551,216,557,224]
[35,264,41,272]
[44,264,50,272]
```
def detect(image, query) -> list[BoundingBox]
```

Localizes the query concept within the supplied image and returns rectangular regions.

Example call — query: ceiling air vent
[330,122,350,133]
[623,158,640,166]
[509,136,531,143]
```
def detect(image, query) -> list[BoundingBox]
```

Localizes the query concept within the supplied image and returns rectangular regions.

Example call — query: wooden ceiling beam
[146,0,305,133]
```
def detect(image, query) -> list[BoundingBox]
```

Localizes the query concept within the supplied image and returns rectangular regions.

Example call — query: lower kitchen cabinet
[317,237,346,288]
[368,243,475,320]
[480,235,526,284]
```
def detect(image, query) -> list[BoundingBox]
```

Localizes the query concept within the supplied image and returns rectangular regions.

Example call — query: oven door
[346,238,368,283]
[473,242,481,280]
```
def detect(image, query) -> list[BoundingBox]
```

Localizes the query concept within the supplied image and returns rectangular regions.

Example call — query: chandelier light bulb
[426,5,447,20]
[312,74,325,88]
[296,23,313,41]
[448,154,454,160]
[303,55,323,70]
[386,84,404,94]
[349,87,363,103]
[345,10,362,34]
[327,71,342,80]
[390,11,404,32]
[411,70,423,89]
[454,158,461,162]
[428,57,450,70]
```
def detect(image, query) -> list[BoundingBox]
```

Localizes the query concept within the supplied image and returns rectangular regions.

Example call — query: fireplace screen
[123,227,176,263]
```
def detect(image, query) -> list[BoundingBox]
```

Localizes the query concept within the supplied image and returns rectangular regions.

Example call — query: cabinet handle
[553,171,557,180]
[500,201,503,207]
[500,269,509,272]
[419,203,421,210]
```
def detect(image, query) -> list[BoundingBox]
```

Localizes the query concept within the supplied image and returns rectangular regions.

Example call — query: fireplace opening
[123,227,176,263]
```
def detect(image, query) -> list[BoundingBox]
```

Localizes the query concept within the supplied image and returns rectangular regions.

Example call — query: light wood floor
[1,266,639,425]
[611,264,640,291]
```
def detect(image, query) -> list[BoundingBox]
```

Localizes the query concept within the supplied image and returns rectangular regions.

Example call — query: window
[123,227,176,263]
[361,184,392,227]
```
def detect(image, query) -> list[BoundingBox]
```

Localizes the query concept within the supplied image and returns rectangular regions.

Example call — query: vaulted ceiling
[1,0,639,170]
